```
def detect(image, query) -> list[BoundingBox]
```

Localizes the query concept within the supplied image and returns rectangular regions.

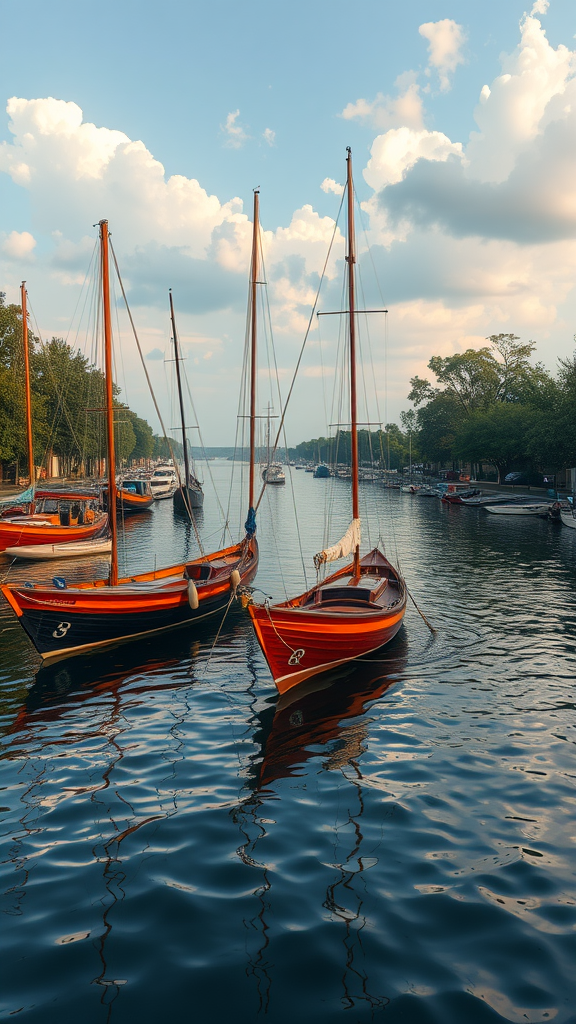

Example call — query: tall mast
[346,148,360,574]
[169,290,191,491]
[248,189,259,510]
[20,282,35,489]
[100,220,119,586]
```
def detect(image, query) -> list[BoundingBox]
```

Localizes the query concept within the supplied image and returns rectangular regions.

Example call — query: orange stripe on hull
[249,603,405,694]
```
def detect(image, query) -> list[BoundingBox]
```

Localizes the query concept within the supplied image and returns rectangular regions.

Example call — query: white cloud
[467,10,576,182]
[531,0,549,15]
[341,73,424,131]
[0,97,243,260]
[419,19,466,92]
[221,109,249,148]
[1,229,37,259]
[364,127,463,192]
[321,178,344,196]
[263,127,275,146]
[374,11,576,245]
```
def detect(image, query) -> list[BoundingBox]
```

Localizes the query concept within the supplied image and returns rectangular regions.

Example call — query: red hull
[248,549,406,694]
[0,513,108,553]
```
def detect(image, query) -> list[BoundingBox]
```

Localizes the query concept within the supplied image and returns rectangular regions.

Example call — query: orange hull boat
[0,512,108,553]
[248,549,406,694]
[2,537,258,661]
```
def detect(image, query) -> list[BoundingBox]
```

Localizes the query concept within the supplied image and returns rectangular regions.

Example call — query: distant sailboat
[170,291,204,516]
[247,150,406,694]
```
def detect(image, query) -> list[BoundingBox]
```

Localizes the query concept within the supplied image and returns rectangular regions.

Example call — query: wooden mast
[20,282,35,489]
[248,189,259,511]
[100,220,119,587]
[169,289,191,498]
[346,148,360,575]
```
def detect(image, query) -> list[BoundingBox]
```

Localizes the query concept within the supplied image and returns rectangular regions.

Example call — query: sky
[1,0,576,446]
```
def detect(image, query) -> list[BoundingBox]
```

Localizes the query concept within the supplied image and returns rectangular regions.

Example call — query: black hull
[173,484,204,514]
[18,591,232,659]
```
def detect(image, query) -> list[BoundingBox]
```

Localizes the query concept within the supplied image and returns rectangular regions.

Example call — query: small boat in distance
[313,464,330,478]
[248,150,406,695]
[169,292,204,516]
[262,463,286,485]
[485,501,552,516]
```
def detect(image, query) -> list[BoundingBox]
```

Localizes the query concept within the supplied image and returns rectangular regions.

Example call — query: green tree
[454,404,539,482]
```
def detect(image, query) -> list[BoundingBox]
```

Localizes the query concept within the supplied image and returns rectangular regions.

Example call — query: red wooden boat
[247,150,406,695]
[1,216,260,662]
[0,495,108,552]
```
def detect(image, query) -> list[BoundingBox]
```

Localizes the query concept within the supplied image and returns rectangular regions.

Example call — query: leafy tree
[454,404,539,482]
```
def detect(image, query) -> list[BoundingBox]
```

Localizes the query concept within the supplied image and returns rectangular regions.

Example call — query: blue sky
[1,0,576,444]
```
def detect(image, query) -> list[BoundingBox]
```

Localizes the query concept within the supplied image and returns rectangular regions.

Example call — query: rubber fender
[187,579,199,610]
[230,569,241,592]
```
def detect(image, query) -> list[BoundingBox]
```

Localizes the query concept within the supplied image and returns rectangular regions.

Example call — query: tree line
[291,335,576,482]
[0,293,171,482]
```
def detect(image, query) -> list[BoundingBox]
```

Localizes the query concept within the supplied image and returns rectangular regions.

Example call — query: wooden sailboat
[170,291,204,516]
[1,217,259,661]
[248,150,406,695]
[0,283,109,552]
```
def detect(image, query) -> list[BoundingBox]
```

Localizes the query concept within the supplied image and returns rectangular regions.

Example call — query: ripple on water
[1,473,576,1022]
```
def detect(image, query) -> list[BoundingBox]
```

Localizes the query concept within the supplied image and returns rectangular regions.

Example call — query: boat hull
[2,537,258,661]
[173,483,204,513]
[4,538,112,560]
[485,503,551,515]
[248,550,406,694]
[560,511,576,529]
[0,514,108,553]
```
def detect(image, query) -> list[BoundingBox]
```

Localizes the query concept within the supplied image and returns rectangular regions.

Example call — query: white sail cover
[313,518,361,569]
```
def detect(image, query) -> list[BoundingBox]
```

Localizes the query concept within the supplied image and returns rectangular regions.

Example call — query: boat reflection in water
[248,629,408,791]
[235,631,408,1016]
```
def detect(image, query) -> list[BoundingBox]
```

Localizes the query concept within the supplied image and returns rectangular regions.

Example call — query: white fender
[230,569,241,593]
[187,579,199,610]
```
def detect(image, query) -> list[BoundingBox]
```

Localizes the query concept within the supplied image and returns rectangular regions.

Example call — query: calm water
[1,465,575,1024]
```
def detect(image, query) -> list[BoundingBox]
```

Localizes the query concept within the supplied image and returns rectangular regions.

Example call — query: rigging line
[181,369,232,542]
[258,244,307,585]
[64,239,99,348]
[28,299,87,465]
[108,242,205,556]
[254,188,346,513]
[202,590,237,675]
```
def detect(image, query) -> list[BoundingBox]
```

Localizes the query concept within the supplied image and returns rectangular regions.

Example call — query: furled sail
[313,518,361,569]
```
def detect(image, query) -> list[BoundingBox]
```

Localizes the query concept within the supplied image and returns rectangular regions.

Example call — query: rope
[254,189,346,514]
[407,587,437,635]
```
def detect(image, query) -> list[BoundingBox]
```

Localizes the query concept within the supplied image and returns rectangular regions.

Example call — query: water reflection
[249,631,408,790]
[233,634,408,1017]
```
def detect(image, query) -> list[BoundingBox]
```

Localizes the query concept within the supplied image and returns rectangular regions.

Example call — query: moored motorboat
[262,463,286,485]
[560,508,576,529]
[484,501,552,515]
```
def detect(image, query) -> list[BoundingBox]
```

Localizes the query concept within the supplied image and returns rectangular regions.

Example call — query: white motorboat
[5,537,112,560]
[150,464,178,499]
[560,509,576,530]
[485,502,552,516]
[262,463,286,485]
